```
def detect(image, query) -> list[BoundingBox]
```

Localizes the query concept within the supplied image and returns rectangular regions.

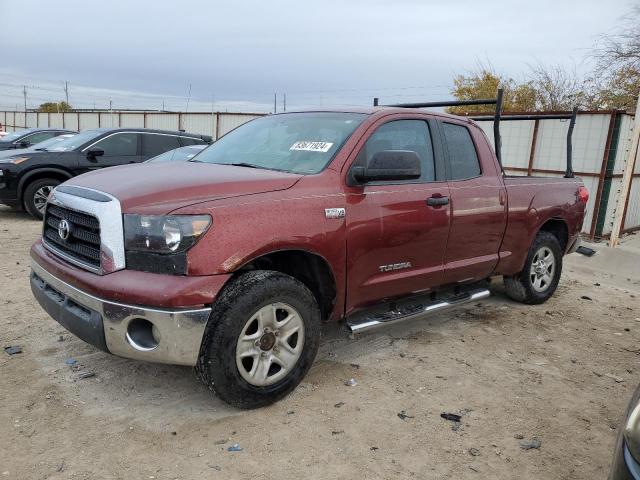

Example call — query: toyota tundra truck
[29,99,588,408]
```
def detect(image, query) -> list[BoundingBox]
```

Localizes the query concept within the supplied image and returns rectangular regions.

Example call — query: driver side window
[356,120,435,183]
[94,133,138,157]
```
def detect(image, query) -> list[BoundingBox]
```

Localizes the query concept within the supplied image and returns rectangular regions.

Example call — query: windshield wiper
[226,162,262,169]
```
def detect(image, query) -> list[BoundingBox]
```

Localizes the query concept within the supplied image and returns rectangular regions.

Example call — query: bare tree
[593,5,640,73]
[528,63,585,110]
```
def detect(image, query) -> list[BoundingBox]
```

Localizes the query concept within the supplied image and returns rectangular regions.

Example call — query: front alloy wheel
[235,303,305,387]
[196,270,321,409]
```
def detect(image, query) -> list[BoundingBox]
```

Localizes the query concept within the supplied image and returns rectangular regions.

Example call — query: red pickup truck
[30,102,588,408]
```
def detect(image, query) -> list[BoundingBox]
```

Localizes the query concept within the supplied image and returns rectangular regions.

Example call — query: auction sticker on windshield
[290,141,334,153]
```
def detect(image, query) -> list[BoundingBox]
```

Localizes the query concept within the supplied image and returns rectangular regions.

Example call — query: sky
[0,0,632,113]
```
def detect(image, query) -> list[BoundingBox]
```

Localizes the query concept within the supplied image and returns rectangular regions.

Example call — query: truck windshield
[191,112,367,174]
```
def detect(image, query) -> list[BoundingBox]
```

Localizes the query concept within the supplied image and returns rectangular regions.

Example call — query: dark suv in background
[0,128,76,151]
[0,128,212,218]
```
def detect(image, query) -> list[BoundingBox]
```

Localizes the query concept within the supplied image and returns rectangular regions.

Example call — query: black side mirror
[351,150,421,184]
[18,141,30,148]
[87,147,104,160]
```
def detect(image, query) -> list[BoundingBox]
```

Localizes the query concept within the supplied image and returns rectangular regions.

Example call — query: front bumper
[31,260,212,366]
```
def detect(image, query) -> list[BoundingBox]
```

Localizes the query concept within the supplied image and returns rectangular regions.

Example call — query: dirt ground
[1,205,639,480]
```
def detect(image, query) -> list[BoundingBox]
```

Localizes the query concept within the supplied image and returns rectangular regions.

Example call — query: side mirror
[87,147,104,160]
[351,150,421,184]
[18,140,30,148]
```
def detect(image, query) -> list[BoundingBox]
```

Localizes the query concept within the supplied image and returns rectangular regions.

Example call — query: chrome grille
[43,205,101,269]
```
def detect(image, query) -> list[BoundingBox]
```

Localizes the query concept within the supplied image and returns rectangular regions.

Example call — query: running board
[346,288,490,335]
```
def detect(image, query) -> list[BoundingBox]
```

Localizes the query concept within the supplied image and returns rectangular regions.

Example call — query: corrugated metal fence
[0,110,264,140]
[0,109,637,237]
[476,111,639,237]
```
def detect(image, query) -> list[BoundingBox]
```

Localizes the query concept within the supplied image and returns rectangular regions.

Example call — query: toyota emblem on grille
[57,219,71,241]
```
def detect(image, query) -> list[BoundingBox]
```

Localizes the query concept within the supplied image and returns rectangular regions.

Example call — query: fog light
[126,318,160,351]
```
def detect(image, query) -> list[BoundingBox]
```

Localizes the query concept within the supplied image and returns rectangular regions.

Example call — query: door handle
[426,196,449,207]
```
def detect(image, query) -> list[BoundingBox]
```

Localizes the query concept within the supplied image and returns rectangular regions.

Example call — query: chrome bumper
[31,261,211,366]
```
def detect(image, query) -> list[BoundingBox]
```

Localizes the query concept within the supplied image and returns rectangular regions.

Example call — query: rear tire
[504,231,563,305]
[196,270,321,409]
[23,178,60,220]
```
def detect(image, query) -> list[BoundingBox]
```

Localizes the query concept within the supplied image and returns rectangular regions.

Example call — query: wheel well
[240,250,337,321]
[539,218,569,251]
[19,171,71,203]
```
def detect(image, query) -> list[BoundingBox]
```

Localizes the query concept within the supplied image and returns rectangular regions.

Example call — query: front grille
[43,204,101,270]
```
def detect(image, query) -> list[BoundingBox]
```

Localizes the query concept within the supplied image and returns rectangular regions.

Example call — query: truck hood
[67,162,302,213]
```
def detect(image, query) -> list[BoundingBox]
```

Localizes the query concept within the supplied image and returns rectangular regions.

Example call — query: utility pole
[283,93,286,112]
[64,81,69,105]
[274,93,277,113]
[185,84,192,112]
[22,85,27,113]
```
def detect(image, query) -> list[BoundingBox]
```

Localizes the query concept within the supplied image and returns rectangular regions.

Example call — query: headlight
[7,156,29,164]
[124,214,211,254]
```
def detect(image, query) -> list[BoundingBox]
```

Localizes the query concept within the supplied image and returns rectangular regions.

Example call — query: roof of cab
[278,106,477,125]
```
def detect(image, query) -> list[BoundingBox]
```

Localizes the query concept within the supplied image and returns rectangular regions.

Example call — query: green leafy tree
[37,102,72,113]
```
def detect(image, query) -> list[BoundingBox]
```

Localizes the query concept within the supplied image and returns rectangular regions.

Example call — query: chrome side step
[346,288,490,335]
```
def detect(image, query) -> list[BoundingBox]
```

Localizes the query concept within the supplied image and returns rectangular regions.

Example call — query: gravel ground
[1,205,639,480]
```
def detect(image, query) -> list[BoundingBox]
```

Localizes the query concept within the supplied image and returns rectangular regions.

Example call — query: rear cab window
[442,122,481,180]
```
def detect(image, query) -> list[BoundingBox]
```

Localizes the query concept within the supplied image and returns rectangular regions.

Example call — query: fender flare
[17,168,74,202]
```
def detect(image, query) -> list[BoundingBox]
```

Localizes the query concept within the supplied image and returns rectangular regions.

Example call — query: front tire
[23,178,60,219]
[504,231,563,305]
[196,270,321,409]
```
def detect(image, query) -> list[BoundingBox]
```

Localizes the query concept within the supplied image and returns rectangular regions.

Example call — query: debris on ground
[286,410,295,415]
[440,412,462,422]
[577,246,596,257]
[344,378,358,387]
[440,412,462,430]
[331,430,344,435]
[77,372,95,379]
[370,446,379,451]
[519,438,542,450]
[581,295,593,301]
[334,402,345,408]
[514,433,524,439]
[214,439,228,445]
[227,444,243,452]
[604,373,625,383]
[397,410,414,421]
[468,447,481,456]
[65,358,77,366]
[4,346,22,355]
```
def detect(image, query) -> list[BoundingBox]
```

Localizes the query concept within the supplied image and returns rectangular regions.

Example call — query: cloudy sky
[0,0,632,112]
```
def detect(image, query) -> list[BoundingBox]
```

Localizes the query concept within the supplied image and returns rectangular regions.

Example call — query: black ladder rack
[373,89,578,178]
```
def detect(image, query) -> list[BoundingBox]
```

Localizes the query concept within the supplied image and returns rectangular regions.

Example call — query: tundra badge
[379,262,412,272]
[325,208,346,219]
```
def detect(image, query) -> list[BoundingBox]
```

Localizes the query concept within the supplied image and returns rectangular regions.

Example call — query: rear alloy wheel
[24,178,60,219]
[504,230,563,305]
[529,246,556,293]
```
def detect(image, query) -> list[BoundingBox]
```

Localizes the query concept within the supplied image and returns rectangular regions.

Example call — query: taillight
[578,186,589,203]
